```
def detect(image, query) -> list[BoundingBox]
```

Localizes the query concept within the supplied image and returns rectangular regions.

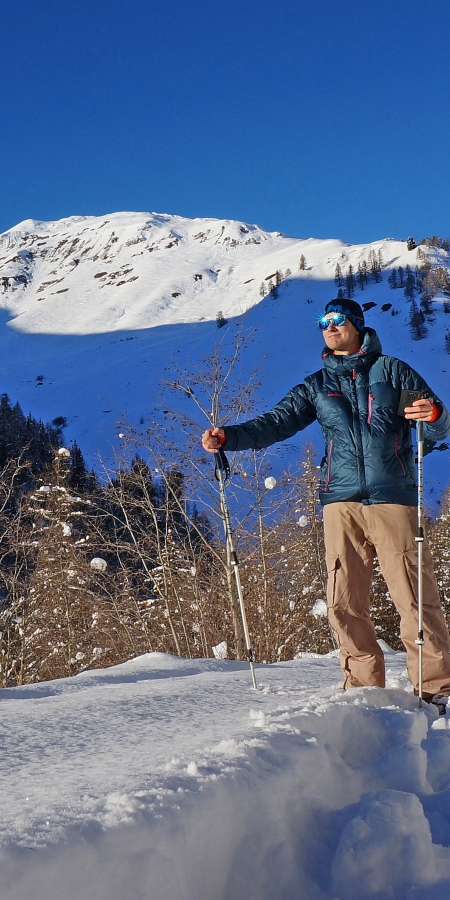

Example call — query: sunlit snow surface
[2,647,450,899]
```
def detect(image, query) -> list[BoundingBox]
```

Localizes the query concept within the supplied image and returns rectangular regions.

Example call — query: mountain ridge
[0,210,449,504]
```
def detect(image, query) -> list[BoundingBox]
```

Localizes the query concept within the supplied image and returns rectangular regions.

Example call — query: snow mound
[2,649,450,899]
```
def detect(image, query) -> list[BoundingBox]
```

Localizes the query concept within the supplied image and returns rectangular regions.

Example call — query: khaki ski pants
[323,502,450,695]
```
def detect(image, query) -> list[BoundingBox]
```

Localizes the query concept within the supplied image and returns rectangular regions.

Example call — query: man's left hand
[404,399,438,422]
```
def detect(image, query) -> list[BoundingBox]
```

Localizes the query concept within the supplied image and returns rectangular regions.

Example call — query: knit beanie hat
[324,299,365,333]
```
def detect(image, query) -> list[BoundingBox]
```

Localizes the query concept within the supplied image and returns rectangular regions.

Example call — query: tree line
[1,341,450,687]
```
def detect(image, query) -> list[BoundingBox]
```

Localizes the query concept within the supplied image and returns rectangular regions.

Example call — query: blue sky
[1,0,449,244]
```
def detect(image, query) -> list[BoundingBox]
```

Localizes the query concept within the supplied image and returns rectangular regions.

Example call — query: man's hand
[202,427,226,452]
[404,399,439,422]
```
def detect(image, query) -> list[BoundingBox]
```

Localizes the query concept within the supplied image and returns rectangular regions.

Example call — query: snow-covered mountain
[1,211,449,501]
[0,211,305,333]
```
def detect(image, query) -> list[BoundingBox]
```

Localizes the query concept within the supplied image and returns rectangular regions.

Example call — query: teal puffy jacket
[223,328,450,506]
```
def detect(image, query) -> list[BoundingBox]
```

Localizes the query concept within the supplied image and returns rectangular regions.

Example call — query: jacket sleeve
[398,363,450,446]
[223,384,317,452]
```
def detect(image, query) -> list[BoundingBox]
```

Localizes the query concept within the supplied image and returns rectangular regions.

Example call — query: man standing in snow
[202,299,450,703]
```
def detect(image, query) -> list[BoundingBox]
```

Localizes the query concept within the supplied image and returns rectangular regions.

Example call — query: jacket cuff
[428,402,441,423]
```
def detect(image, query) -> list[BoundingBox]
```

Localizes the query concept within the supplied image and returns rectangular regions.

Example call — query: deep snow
[2,646,450,900]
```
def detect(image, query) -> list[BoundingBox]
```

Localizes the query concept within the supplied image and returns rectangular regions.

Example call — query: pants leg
[323,503,385,688]
[368,504,450,696]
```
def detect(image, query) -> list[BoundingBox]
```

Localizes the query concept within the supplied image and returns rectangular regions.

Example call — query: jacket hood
[321,327,382,375]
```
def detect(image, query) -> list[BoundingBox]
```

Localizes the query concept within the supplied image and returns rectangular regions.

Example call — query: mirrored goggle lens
[318,313,347,330]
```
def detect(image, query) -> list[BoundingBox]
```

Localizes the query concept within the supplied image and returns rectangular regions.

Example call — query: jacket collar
[321,327,382,375]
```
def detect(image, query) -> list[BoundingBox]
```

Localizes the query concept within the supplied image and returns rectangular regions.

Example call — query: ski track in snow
[2,647,450,899]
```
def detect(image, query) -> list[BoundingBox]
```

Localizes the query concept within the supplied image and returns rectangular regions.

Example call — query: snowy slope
[2,649,450,900]
[2,215,450,898]
[0,212,449,503]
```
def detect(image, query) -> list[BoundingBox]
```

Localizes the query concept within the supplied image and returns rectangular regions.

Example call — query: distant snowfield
[0,211,449,505]
[2,647,450,900]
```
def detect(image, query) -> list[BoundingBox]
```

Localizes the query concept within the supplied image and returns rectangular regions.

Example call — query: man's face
[321,314,362,356]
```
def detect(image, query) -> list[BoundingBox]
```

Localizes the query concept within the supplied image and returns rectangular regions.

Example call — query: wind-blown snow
[2,647,450,899]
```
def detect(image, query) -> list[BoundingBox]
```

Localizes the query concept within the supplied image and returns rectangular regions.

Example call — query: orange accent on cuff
[217,432,227,446]
[428,402,440,423]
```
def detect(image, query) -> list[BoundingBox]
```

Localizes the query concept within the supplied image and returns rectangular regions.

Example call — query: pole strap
[214,447,231,482]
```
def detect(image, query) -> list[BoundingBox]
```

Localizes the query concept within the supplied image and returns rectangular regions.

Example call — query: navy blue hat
[324,299,365,333]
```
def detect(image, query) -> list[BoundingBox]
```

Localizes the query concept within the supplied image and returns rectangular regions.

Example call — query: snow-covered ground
[2,646,450,900]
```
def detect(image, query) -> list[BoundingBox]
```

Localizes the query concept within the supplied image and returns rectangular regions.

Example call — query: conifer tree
[368,249,382,283]
[388,269,398,289]
[404,272,416,300]
[345,265,355,298]
[0,394,62,477]
[357,263,365,291]
[409,299,427,340]
[445,331,450,355]
[269,279,279,299]
[69,442,89,491]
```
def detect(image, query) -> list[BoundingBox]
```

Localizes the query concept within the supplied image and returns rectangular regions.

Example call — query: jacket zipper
[394,433,406,476]
[368,393,374,424]
[324,439,333,491]
[349,369,367,496]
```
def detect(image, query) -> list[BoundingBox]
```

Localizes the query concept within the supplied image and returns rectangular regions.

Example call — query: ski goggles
[318,313,347,330]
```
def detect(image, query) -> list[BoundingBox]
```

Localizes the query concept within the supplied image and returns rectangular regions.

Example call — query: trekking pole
[415,420,425,708]
[214,447,258,690]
